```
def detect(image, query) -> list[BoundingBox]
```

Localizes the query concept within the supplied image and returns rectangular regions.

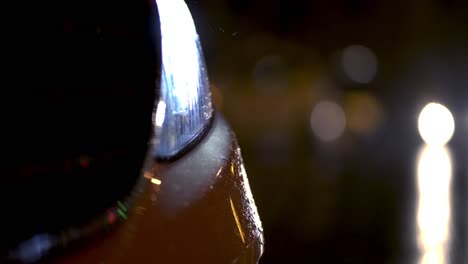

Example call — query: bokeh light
[344,92,383,135]
[310,101,346,142]
[341,45,378,84]
[418,103,455,146]
[253,55,288,93]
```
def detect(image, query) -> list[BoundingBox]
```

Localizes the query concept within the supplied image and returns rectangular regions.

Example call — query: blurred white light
[342,45,378,84]
[417,145,452,264]
[418,103,455,146]
[310,101,346,142]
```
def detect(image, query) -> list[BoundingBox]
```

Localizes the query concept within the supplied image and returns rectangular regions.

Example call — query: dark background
[2,0,467,263]
[188,0,468,263]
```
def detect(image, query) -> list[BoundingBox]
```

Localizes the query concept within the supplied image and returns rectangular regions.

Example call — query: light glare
[418,103,454,146]
[417,145,452,264]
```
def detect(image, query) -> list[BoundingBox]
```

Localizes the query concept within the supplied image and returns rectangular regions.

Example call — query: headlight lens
[153,0,213,159]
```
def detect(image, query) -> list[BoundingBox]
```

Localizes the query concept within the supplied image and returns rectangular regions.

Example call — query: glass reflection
[416,145,452,264]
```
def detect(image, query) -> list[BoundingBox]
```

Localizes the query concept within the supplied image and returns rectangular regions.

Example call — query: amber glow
[144,171,153,179]
[344,92,383,135]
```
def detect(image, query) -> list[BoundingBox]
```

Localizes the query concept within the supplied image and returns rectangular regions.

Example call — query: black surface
[1,0,160,252]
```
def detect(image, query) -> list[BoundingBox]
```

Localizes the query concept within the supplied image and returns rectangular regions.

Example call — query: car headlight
[3,0,263,263]
[153,0,213,159]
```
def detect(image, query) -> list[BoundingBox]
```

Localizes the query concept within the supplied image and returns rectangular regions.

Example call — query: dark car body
[1,0,263,263]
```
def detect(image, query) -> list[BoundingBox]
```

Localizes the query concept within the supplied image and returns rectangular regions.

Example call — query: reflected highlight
[154,101,166,128]
[417,145,452,264]
[151,178,162,185]
[230,197,246,244]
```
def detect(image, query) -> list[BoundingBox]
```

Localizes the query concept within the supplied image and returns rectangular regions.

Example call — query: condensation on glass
[154,0,213,158]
